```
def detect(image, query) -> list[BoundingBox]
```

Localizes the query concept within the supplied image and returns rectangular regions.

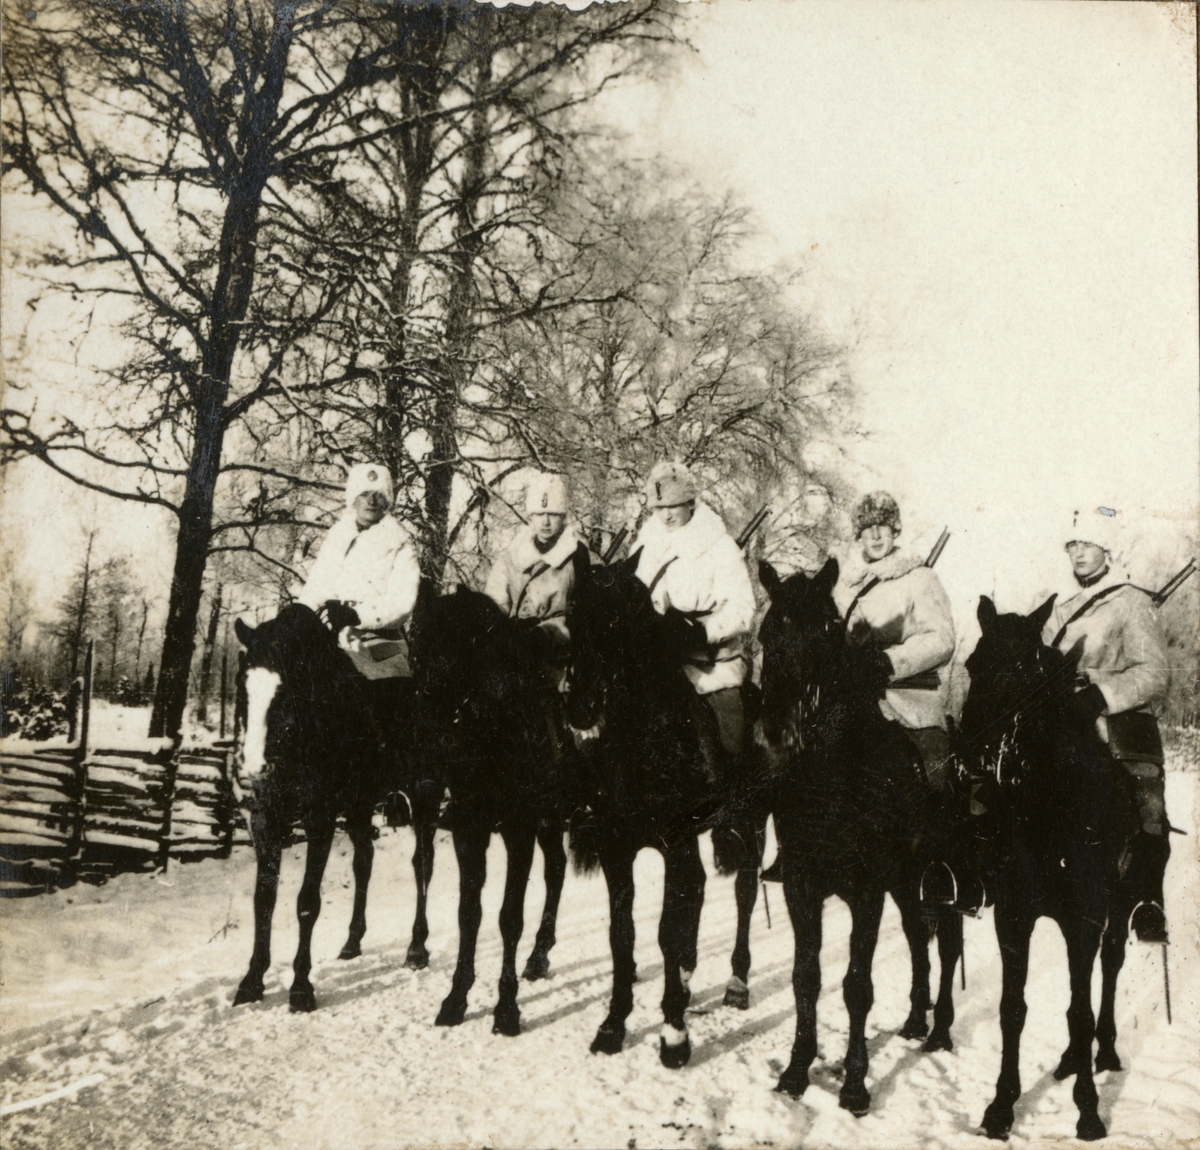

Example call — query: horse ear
[622,547,643,578]
[977,596,998,631]
[1028,593,1057,634]
[813,556,839,598]
[234,618,255,647]
[758,561,783,601]
[1063,636,1086,669]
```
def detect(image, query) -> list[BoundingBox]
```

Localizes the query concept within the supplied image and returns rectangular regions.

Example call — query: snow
[1,760,1197,1149]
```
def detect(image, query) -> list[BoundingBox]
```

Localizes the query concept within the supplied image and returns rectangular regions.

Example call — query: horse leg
[926,906,961,1052]
[407,805,437,970]
[840,887,885,1116]
[338,807,374,960]
[234,805,282,1005]
[895,886,932,1040]
[776,879,821,1098]
[591,845,636,1056]
[724,812,766,1010]
[290,820,336,1013]
[1062,922,1106,1140]
[659,836,706,1068]
[494,823,537,1036]
[523,821,566,981]
[1095,911,1127,1073]
[982,905,1034,1139]
[436,822,488,1027]
[724,863,758,1010]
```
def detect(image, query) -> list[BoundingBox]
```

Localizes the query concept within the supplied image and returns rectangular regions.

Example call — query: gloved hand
[322,600,360,632]
[514,616,552,661]
[860,644,894,692]
[1071,683,1108,725]
[660,609,708,661]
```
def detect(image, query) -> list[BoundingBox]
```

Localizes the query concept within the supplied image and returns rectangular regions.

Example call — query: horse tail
[567,809,603,875]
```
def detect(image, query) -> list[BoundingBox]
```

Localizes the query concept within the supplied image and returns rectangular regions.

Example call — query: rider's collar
[1073,565,1110,589]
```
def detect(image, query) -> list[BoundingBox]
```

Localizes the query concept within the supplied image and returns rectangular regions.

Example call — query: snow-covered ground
[1,760,1197,1149]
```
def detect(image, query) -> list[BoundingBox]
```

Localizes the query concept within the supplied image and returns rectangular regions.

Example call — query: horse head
[234,603,345,781]
[564,544,656,732]
[959,594,1080,780]
[757,557,842,750]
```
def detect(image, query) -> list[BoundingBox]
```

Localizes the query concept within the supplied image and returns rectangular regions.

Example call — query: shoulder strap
[512,561,551,618]
[1050,583,1129,649]
[842,576,880,627]
[646,556,678,596]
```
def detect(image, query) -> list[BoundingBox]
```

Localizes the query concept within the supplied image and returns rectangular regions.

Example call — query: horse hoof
[1053,1050,1083,1080]
[590,1021,625,1055]
[493,1007,521,1037]
[774,1067,809,1098]
[522,953,551,981]
[338,942,362,961]
[981,1104,1013,1140]
[1077,1114,1107,1141]
[233,982,264,1006]
[899,1015,929,1040]
[839,1085,871,1117]
[289,987,317,1013]
[435,998,466,1027]
[923,1030,953,1053]
[1095,1048,1122,1073]
[660,1034,692,1069]
[405,949,430,971]
[723,978,750,1010]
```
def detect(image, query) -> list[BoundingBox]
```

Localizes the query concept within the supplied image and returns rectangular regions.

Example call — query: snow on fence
[0,642,247,896]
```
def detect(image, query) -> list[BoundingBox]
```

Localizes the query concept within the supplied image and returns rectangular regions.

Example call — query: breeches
[1121,759,1166,836]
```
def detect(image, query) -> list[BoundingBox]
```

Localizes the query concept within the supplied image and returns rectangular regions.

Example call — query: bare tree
[1,0,486,734]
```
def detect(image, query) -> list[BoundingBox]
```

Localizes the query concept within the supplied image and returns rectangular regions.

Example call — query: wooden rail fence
[0,642,248,897]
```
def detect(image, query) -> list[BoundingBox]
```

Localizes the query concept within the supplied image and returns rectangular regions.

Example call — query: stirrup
[1129,901,1168,945]
[920,860,956,906]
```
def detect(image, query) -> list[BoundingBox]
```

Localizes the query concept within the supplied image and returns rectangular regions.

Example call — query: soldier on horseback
[1046,505,1171,944]
[836,491,956,781]
[834,492,976,910]
[485,472,586,693]
[296,462,421,773]
[631,461,757,779]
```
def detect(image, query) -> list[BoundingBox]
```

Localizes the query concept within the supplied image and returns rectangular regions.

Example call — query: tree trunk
[68,531,96,680]
[425,34,492,582]
[196,582,223,723]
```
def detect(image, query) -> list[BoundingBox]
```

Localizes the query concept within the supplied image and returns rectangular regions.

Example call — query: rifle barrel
[602,527,628,565]
[737,506,770,550]
[925,527,950,568]
[1152,559,1196,606]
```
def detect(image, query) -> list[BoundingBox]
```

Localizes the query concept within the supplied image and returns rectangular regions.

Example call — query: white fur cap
[1064,505,1123,555]
[345,463,394,509]
[644,461,696,507]
[526,472,569,515]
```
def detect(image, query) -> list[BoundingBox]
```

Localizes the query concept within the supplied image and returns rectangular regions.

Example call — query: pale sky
[3,0,1198,639]
[598,0,1199,618]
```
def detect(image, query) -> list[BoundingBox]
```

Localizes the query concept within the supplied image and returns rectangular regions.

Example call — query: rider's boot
[1127,830,1170,944]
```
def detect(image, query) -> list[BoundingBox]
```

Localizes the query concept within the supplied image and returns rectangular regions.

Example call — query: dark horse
[757,558,963,1115]
[405,577,569,1035]
[232,603,421,1011]
[565,546,763,1068]
[962,596,1132,1141]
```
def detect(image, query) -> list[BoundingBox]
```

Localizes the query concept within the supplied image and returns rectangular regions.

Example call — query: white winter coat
[297,513,421,679]
[485,522,586,651]
[632,501,756,694]
[834,546,956,730]
[1041,568,1168,716]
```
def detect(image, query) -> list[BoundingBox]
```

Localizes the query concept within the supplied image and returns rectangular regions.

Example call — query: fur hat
[644,461,697,508]
[1064,505,1123,556]
[852,490,901,537]
[526,472,569,515]
[345,463,393,509]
